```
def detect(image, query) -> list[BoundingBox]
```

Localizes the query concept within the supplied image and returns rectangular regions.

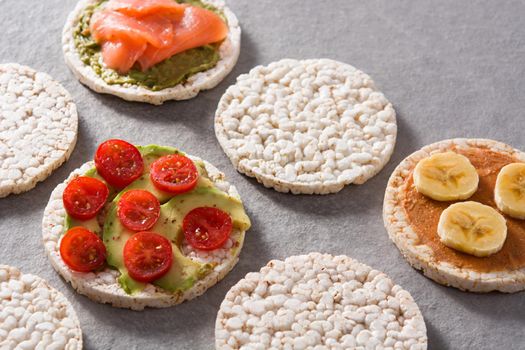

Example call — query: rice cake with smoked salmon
[62,0,240,104]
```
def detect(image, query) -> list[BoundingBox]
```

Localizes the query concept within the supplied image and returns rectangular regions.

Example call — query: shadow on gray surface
[377,110,420,178]
[426,320,447,350]
[442,287,525,322]
[3,0,525,349]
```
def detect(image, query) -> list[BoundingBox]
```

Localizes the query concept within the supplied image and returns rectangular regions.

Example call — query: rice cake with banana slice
[383,138,525,292]
[0,265,82,349]
[215,253,427,349]
[215,58,397,194]
[0,63,78,198]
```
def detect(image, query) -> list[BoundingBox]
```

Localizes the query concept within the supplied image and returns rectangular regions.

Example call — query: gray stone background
[1,0,524,349]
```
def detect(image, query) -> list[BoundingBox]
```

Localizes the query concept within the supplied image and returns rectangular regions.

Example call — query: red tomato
[63,176,109,220]
[123,231,173,283]
[150,154,198,194]
[118,190,160,231]
[183,207,233,250]
[94,139,144,189]
[60,227,107,272]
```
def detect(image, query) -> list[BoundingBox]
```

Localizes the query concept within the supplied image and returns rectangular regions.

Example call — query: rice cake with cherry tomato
[383,138,525,292]
[42,143,251,310]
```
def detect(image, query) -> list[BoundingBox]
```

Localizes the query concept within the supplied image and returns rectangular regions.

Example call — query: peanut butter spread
[403,147,525,272]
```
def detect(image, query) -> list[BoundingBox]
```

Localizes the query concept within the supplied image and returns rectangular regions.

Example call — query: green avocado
[65,215,100,235]
[73,0,224,91]
[103,201,211,294]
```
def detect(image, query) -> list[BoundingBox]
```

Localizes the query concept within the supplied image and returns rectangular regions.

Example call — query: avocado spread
[64,145,251,295]
[73,0,225,91]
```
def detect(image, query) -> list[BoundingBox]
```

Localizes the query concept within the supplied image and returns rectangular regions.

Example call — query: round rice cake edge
[383,138,525,293]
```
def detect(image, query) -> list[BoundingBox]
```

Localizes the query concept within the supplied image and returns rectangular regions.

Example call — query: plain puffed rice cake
[0,63,78,198]
[42,156,249,310]
[215,253,427,349]
[0,265,82,349]
[62,0,241,105]
[215,59,397,194]
[383,138,525,293]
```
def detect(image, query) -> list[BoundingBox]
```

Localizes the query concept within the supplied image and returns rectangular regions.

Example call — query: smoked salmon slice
[89,0,228,74]
[107,0,185,19]
[91,10,175,49]
[136,6,228,71]
[100,40,147,74]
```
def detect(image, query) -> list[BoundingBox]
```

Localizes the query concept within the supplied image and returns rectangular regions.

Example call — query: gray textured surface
[0,0,524,349]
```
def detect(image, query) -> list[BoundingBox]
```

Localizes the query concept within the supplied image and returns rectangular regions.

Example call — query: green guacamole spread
[73,0,224,91]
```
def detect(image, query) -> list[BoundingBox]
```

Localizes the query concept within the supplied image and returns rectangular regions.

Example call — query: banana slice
[413,152,479,201]
[495,163,525,219]
[438,201,507,257]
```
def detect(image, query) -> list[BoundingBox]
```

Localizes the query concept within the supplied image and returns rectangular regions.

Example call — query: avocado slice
[103,202,210,295]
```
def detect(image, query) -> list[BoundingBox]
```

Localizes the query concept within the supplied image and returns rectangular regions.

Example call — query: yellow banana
[437,201,507,257]
[413,152,479,201]
[495,163,525,219]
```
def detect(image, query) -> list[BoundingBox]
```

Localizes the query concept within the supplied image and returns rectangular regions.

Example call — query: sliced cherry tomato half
[183,207,233,251]
[150,154,198,194]
[60,227,107,272]
[118,190,160,231]
[94,139,144,189]
[123,231,173,283]
[63,176,109,220]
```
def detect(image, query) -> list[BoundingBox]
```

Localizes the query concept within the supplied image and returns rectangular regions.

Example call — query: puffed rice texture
[0,265,82,349]
[0,63,78,198]
[215,59,397,194]
[216,253,427,349]
[383,138,525,293]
